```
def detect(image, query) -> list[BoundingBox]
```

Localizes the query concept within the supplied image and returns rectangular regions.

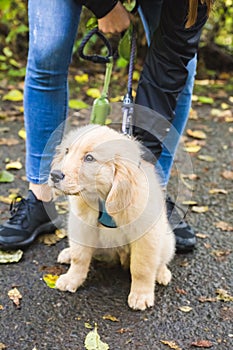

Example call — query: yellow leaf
[182,200,198,206]
[184,145,201,153]
[5,161,23,170]
[109,95,122,102]
[75,73,89,83]
[209,188,228,195]
[103,314,119,322]
[187,129,207,140]
[84,324,109,350]
[85,323,93,329]
[160,340,182,350]
[0,249,23,263]
[18,128,26,140]
[105,118,112,125]
[86,88,101,99]
[3,89,23,102]
[0,195,12,204]
[178,305,193,313]
[8,287,22,307]
[192,206,209,213]
[216,289,233,302]
[43,274,59,288]
[197,155,216,162]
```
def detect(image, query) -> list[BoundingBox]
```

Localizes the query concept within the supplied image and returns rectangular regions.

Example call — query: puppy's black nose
[50,170,65,183]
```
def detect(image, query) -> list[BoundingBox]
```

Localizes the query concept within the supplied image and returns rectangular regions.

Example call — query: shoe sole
[0,217,64,251]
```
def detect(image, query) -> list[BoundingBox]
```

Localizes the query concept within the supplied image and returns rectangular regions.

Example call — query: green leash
[78,27,113,125]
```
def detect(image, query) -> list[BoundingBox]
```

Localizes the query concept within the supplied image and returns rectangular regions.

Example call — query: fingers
[98,1,130,34]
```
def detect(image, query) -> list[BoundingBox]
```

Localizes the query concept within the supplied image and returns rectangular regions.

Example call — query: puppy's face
[49,125,141,204]
[49,127,116,198]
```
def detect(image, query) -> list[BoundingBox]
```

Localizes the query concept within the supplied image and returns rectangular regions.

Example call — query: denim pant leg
[24,0,82,184]
[156,56,197,187]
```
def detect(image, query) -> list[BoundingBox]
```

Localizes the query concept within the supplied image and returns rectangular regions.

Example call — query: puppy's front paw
[56,273,80,293]
[57,248,71,264]
[128,291,154,311]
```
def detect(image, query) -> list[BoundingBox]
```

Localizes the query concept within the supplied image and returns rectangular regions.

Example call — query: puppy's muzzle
[50,169,65,184]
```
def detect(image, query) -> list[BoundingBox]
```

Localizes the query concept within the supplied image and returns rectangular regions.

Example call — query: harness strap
[98,199,117,228]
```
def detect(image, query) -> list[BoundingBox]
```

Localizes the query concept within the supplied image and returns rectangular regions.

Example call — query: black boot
[0,190,62,250]
[166,196,196,253]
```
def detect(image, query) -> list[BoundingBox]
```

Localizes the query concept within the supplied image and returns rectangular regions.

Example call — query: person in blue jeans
[0,0,213,252]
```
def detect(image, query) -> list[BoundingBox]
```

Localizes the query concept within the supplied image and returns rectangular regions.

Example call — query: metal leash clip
[121,25,136,137]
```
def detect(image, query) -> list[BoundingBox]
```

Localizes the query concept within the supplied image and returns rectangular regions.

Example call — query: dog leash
[78,26,136,228]
[121,25,136,137]
[78,27,113,125]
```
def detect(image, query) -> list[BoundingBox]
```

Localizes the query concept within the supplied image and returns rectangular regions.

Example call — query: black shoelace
[9,196,31,225]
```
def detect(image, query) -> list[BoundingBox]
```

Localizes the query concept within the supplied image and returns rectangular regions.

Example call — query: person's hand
[98,1,130,34]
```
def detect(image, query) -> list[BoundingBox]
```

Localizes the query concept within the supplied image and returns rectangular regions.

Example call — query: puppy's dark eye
[84,153,95,162]
[65,148,69,155]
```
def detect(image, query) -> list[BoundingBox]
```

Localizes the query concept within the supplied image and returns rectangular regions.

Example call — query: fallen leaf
[198,296,217,303]
[0,137,19,146]
[84,324,109,350]
[43,274,59,289]
[116,328,132,334]
[18,128,26,140]
[178,305,193,313]
[3,89,23,101]
[216,289,233,302]
[197,96,214,104]
[75,73,89,83]
[182,200,198,206]
[175,288,187,295]
[221,170,233,180]
[103,314,119,322]
[69,99,89,110]
[160,340,182,350]
[211,249,231,258]
[5,160,23,170]
[8,287,22,307]
[187,129,207,140]
[184,145,201,153]
[197,155,215,162]
[0,343,7,350]
[85,323,93,329]
[0,170,14,183]
[38,228,66,245]
[191,340,213,348]
[0,249,23,263]
[209,188,228,195]
[110,95,123,102]
[196,233,209,239]
[214,221,233,231]
[86,88,101,99]
[191,206,209,213]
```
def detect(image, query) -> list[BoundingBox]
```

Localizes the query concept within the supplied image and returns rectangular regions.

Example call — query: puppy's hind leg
[156,264,172,286]
[57,247,71,265]
[128,236,159,311]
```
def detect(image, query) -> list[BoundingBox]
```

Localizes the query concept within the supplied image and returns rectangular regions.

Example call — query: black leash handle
[78,27,113,64]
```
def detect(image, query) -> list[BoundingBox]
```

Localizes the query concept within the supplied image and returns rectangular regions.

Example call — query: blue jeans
[25,0,196,186]
[156,56,197,187]
[24,0,82,183]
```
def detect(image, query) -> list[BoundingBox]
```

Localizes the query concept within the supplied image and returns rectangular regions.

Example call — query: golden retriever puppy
[49,125,175,310]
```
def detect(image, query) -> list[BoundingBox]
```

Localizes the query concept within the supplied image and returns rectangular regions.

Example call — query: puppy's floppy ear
[105,157,137,215]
